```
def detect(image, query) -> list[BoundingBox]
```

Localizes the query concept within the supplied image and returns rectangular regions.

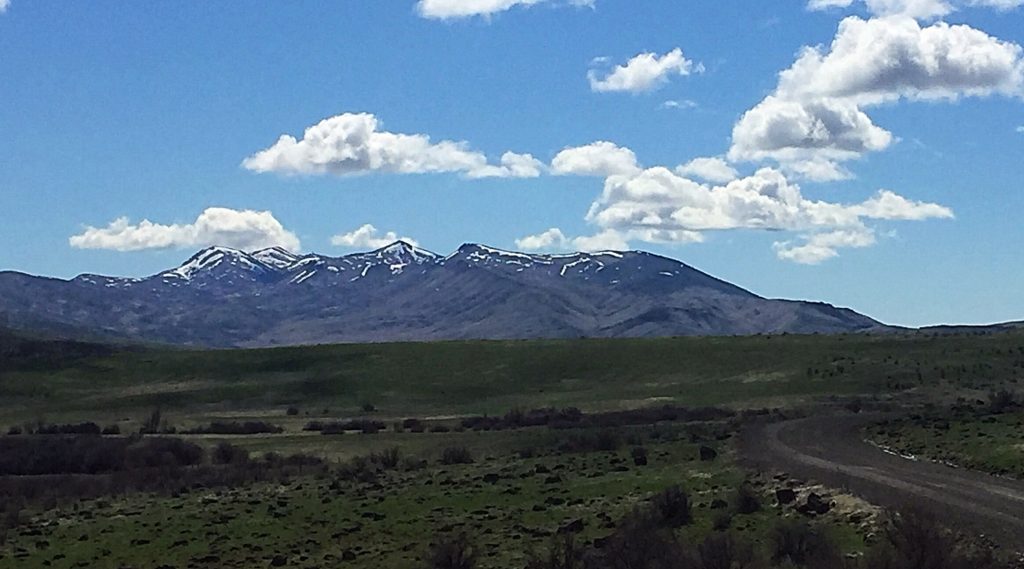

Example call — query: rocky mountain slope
[0,242,886,347]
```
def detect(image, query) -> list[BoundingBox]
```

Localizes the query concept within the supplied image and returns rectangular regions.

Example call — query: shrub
[182,421,284,435]
[141,408,162,434]
[403,418,426,432]
[650,485,693,528]
[33,422,102,436]
[525,534,588,569]
[319,420,386,435]
[440,447,474,465]
[337,456,379,484]
[556,430,621,454]
[593,509,683,569]
[125,437,204,469]
[425,533,478,569]
[711,511,733,532]
[866,508,1006,569]
[988,389,1019,414]
[631,446,648,466]
[286,406,300,416]
[693,533,758,569]
[101,424,121,435]
[370,447,401,469]
[361,403,377,413]
[733,482,761,515]
[212,442,250,465]
[769,519,840,567]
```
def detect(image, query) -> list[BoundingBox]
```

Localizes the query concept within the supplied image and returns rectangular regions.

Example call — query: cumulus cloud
[1017,125,1024,132]
[515,228,570,251]
[730,15,1024,178]
[676,157,740,184]
[330,224,419,249]
[514,227,632,252]
[729,96,895,180]
[574,157,951,261]
[778,17,1024,104]
[808,0,1023,18]
[0,0,9,13]
[588,49,702,93]
[550,141,641,177]
[466,151,545,179]
[548,138,951,262]
[516,227,702,253]
[773,227,877,264]
[69,208,301,253]
[416,0,594,20]
[571,229,632,252]
[243,113,537,180]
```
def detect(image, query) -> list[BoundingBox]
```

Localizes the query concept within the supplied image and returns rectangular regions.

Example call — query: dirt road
[741,414,1024,551]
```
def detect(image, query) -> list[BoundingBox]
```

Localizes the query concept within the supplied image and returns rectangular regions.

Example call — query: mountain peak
[161,247,269,282]
[252,246,302,269]
[453,243,534,259]
[370,241,439,263]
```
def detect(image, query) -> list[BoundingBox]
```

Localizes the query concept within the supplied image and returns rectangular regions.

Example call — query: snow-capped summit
[447,243,548,267]
[7,240,884,346]
[337,241,441,279]
[252,247,302,270]
[161,246,273,284]
[370,241,439,265]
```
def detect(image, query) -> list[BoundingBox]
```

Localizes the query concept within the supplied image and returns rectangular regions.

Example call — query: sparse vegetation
[0,331,1022,567]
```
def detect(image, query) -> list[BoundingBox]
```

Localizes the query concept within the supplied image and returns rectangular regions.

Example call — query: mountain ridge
[0,241,889,347]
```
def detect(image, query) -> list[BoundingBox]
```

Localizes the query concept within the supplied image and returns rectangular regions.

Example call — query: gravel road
[740,413,1024,552]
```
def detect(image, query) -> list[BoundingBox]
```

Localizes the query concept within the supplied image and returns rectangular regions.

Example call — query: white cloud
[854,189,954,219]
[729,96,894,177]
[676,157,740,184]
[516,227,701,253]
[808,0,1023,18]
[571,229,631,252]
[661,99,699,110]
[515,228,570,251]
[729,15,1024,178]
[330,224,419,250]
[525,138,951,261]
[0,0,10,13]
[773,227,877,264]
[514,227,630,252]
[1016,125,1024,132]
[577,156,951,261]
[415,0,594,20]
[550,141,641,177]
[808,0,857,9]
[243,113,537,180]
[588,49,702,93]
[778,17,1024,105]
[69,208,301,253]
[467,151,545,179]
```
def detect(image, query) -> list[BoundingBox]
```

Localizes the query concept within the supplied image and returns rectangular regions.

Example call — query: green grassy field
[4,331,1024,429]
[1,330,1021,568]
[0,422,872,569]
[868,410,1024,477]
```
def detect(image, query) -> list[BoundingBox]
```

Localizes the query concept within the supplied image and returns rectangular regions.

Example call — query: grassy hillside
[1,331,1020,568]
[2,331,1023,426]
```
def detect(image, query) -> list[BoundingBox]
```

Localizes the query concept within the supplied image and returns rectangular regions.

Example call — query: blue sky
[0,0,1021,327]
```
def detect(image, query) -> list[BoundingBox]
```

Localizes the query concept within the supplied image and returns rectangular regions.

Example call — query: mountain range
[0,242,888,347]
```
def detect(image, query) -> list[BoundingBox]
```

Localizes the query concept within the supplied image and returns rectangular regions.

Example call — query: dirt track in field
[740,413,1024,552]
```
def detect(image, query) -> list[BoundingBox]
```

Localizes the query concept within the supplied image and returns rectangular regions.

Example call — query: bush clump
[182,421,284,435]
[440,447,474,465]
